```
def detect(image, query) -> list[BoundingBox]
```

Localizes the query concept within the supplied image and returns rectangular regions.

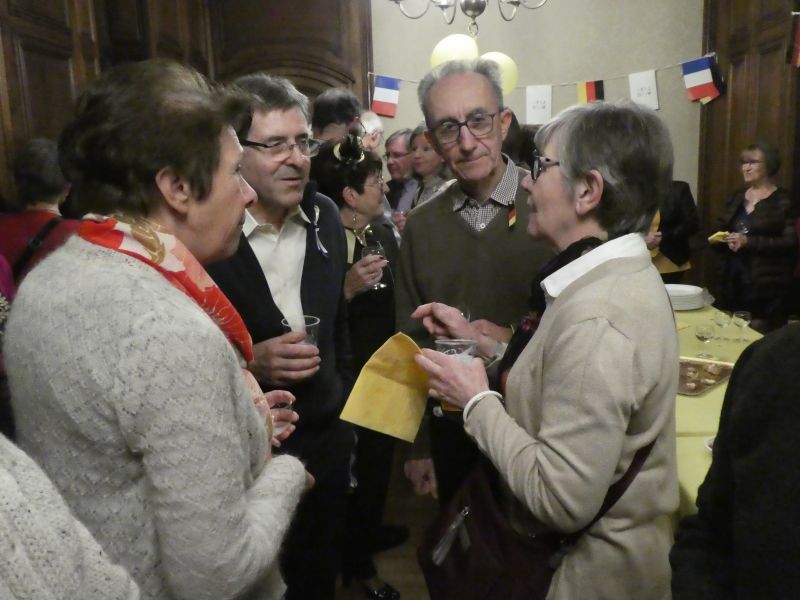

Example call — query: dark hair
[13,138,68,208]
[535,101,673,238]
[518,124,539,170]
[311,88,362,132]
[59,59,242,217]
[229,73,309,140]
[311,134,382,208]
[743,142,781,177]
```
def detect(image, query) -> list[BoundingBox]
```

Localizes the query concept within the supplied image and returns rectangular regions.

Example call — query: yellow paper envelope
[340,333,429,442]
[707,231,730,243]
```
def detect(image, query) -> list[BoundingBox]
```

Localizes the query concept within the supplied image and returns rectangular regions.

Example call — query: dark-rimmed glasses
[242,137,322,160]
[431,112,497,145]
[530,148,561,181]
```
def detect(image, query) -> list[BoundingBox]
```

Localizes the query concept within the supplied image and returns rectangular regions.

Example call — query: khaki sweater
[466,253,679,600]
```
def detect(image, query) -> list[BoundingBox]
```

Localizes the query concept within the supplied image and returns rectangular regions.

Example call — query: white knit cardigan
[5,237,307,600]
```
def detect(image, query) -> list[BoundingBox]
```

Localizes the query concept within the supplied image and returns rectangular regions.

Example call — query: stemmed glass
[712,310,731,341]
[732,311,752,343]
[362,242,387,290]
[694,323,716,359]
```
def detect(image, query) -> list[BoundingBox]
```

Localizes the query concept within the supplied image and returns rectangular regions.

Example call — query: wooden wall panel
[696,0,797,292]
[210,0,373,104]
[149,0,183,60]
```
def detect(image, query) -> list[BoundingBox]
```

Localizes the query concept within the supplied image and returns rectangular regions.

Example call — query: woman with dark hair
[714,142,796,332]
[311,134,401,600]
[4,59,309,600]
[0,138,79,284]
[409,124,448,208]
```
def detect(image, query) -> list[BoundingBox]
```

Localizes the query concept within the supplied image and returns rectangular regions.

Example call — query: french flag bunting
[681,56,721,104]
[372,76,400,118]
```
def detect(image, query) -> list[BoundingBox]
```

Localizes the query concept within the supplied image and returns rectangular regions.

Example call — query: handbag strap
[12,216,62,280]
[565,439,655,543]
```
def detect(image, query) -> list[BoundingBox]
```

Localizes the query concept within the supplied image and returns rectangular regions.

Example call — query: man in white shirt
[206,74,353,600]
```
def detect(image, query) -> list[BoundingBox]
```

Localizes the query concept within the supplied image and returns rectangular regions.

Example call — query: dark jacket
[671,324,800,599]
[206,183,354,463]
[714,187,796,315]
[659,181,699,266]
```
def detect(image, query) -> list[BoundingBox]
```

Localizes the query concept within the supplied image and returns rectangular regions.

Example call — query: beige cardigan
[465,253,678,600]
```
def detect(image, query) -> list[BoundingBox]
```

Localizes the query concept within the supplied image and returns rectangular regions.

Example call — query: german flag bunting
[577,80,605,104]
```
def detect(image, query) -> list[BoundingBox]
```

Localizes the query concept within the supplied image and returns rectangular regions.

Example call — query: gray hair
[417,59,504,127]
[535,101,674,238]
[359,110,384,134]
[385,128,413,149]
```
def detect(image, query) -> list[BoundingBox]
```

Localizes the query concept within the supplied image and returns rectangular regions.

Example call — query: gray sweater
[5,237,306,600]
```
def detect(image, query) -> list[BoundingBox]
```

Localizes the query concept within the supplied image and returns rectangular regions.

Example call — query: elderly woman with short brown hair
[414,101,679,599]
[5,59,309,600]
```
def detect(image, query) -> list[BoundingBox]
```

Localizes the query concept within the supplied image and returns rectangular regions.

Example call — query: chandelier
[388,0,550,36]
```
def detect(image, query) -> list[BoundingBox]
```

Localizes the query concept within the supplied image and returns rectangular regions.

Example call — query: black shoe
[349,578,400,600]
[370,524,410,553]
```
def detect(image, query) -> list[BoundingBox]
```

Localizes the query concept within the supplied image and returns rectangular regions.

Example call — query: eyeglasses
[363,175,386,189]
[383,151,409,161]
[431,112,497,145]
[739,159,764,165]
[530,148,561,181]
[242,137,322,160]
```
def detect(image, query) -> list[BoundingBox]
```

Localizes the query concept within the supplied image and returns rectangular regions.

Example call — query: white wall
[371,0,704,192]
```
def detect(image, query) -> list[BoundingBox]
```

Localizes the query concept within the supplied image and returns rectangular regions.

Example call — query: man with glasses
[206,74,353,600]
[396,58,552,505]
[384,128,418,229]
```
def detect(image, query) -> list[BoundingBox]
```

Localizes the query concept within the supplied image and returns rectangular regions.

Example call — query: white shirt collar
[542,233,648,299]
[243,204,309,238]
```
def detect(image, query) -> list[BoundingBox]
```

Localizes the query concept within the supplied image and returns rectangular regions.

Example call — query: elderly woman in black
[715,142,796,332]
[311,134,401,600]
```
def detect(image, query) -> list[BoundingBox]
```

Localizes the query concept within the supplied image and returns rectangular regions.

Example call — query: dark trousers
[341,426,397,579]
[281,423,353,600]
[430,409,482,508]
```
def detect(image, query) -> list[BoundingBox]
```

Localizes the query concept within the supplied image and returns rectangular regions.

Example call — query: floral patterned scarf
[78,215,272,434]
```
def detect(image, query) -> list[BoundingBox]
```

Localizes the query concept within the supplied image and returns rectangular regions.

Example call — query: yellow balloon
[430,34,480,68]
[480,51,519,95]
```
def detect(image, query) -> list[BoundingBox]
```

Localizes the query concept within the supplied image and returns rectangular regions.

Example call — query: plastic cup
[281,315,320,346]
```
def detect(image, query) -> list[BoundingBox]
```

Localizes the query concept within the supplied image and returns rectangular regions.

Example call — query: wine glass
[712,310,731,341]
[694,323,716,359]
[732,311,752,343]
[362,242,387,290]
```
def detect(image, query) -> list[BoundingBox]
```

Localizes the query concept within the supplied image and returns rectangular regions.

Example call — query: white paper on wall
[525,85,552,124]
[628,70,659,110]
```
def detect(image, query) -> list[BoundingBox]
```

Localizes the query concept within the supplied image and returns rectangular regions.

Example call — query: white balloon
[480,51,519,95]
[430,34,480,68]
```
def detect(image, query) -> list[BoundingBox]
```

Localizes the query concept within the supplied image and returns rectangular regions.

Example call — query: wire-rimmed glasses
[431,112,497,145]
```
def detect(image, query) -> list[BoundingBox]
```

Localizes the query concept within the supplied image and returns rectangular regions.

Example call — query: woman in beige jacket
[414,101,679,599]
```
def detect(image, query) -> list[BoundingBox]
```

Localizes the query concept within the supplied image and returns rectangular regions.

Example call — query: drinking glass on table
[362,242,388,290]
[281,315,320,346]
[694,323,716,359]
[712,310,732,341]
[732,311,752,343]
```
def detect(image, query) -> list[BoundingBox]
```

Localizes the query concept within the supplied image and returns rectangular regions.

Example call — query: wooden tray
[678,358,733,396]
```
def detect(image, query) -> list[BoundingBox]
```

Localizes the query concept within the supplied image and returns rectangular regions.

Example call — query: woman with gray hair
[413,101,679,599]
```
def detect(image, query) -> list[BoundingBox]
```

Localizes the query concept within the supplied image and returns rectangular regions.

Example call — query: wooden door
[697,0,798,293]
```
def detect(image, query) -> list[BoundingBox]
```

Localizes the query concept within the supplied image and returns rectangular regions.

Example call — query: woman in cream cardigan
[5,60,309,600]
[414,101,679,599]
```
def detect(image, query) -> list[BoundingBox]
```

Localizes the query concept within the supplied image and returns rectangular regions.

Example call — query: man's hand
[392,210,408,234]
[411,302,474,340]
[249,332,320,386]
[344,254,388,300]
[726,232,748,252]
[404,458,438,499]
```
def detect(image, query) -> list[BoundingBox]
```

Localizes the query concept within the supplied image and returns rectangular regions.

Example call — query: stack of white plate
[665,284,705,311]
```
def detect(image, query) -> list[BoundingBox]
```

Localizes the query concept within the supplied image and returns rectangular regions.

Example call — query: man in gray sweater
[396,58,552,504]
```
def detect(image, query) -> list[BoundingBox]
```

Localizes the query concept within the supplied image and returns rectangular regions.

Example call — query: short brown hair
[60,59,242,216]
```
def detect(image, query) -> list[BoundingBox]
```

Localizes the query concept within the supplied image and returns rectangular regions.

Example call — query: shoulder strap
[12,216,62,280]
[567,440,655,542]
